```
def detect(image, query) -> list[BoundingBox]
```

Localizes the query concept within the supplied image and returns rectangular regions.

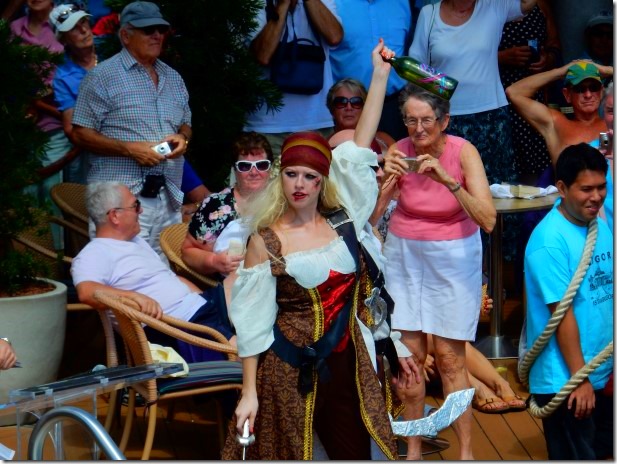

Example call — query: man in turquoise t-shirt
[525,143,613,460]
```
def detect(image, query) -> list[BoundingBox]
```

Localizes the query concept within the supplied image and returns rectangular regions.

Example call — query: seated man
[524,143,613,460]
[71,182,235,362]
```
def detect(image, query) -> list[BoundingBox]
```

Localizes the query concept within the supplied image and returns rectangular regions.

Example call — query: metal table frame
[474,193,559,359]
[0,363,182,460]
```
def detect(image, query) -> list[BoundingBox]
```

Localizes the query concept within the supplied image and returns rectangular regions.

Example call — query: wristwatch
[0,337,11,346]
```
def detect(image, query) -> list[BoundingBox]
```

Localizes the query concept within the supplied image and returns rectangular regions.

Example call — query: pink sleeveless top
[389,135,478,241]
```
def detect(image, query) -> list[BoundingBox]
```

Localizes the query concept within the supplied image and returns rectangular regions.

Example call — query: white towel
[490,184,558,200]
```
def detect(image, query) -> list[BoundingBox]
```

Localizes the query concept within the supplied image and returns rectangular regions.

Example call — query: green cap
[564,62,602,86]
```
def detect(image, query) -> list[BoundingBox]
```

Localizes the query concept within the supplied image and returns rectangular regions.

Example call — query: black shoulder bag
[269,7,326,95]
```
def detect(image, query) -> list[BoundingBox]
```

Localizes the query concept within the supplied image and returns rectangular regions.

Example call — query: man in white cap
[49,3,95,183]
[71,1,191,260]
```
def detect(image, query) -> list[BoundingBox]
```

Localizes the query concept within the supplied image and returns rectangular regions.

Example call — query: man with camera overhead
[72,1,191,259]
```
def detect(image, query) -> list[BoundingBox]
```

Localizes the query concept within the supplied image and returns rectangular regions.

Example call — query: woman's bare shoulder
[244,232,269,268]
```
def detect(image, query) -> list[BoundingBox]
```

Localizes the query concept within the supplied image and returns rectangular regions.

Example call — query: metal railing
[28,406,125,460]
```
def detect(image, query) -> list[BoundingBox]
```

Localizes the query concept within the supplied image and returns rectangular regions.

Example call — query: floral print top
[188,187,237,244]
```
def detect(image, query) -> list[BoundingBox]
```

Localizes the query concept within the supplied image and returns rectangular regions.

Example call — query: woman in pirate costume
[221,40,421,460]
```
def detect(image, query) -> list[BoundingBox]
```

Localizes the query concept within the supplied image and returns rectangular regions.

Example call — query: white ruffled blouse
[230,141,408,361]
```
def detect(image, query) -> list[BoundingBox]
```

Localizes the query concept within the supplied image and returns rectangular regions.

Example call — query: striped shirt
[72,48,191,208]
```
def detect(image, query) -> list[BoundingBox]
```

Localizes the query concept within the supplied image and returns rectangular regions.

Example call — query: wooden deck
[419,357,547,461]
[0,354,548,460]
[0,287,550,460]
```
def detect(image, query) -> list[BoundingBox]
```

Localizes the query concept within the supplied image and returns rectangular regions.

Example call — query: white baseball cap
[49,4,91,38]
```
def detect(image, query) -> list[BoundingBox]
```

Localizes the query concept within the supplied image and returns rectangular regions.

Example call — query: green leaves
[0,20,60,293]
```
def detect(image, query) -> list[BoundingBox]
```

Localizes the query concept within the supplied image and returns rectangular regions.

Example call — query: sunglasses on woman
[55,3,84,24]
[332,96,364,109]
[234,160,272,172]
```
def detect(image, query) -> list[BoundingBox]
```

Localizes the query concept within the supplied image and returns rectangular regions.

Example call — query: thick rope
[518,218,613,419]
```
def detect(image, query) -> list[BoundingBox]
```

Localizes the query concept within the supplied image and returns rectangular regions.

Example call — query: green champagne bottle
[384,55,458,100]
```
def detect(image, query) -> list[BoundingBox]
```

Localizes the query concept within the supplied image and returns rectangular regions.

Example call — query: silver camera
[152,141,172,157]
[402,157,420,172]
[599,132,610,149]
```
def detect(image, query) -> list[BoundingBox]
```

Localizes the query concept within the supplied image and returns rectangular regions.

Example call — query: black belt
[271,296,353,395]
[270,208,399,395]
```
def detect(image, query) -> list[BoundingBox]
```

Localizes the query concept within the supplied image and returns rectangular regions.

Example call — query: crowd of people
[3,0,614,460]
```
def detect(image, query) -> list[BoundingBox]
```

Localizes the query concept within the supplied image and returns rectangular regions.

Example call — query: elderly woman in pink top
[383,83,495,460]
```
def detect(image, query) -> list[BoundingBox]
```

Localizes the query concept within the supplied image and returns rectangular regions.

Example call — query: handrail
[27,406,125,460]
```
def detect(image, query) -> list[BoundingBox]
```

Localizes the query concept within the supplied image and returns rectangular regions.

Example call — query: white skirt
[383,230,482,341]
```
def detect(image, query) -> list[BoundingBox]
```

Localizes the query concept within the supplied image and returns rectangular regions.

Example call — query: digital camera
[152,141,172,157]
[141,174,165,198]
[600,132,610,149]
[402,157,420,172]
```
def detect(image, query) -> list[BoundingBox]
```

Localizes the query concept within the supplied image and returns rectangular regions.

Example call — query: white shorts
[383,230,482,341]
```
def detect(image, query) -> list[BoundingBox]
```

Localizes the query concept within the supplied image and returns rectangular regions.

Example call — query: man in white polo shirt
[71,182,235,362]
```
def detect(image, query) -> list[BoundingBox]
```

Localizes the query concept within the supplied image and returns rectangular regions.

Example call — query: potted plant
[0,19,68,417]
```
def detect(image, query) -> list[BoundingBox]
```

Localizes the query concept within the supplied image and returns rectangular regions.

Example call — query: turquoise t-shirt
[588,139,613,232]
[605,168,613,233]
[525,204,614,394]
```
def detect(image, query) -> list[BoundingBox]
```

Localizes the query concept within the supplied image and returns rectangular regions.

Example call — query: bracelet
[449,182,462,193]
[0,337,11,347]
[179,133,190,146]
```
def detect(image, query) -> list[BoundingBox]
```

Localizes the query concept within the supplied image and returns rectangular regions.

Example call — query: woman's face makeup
[281,165,323,207]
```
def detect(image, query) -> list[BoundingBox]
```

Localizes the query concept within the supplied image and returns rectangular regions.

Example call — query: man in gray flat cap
[72,1,192,261]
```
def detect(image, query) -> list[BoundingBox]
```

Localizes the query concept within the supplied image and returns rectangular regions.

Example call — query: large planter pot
[0,279,67,426]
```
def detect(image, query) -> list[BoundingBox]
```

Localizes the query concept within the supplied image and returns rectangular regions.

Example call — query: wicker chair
[93,290,242,460]
[13,213,120,431]
[50,182,89,256]
[12,212,89,282]
[160,222,218,289]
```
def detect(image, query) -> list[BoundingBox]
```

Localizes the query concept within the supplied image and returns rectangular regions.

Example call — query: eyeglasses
[134,25,170,35]
[106,199,141,215]
[570,81,603,93]
[234,160,272,172]
[403,116,440,128]
[332,96,364,109]
[55,3,83,24]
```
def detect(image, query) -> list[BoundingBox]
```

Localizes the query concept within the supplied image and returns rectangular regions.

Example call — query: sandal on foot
[472,397,509,414]
[501,395,526,411]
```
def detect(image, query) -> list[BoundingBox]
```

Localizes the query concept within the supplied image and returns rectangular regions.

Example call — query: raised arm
[506,64,565,151]
[249,1,291,66]
[353,39,392,149]
[303,0,343,46]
